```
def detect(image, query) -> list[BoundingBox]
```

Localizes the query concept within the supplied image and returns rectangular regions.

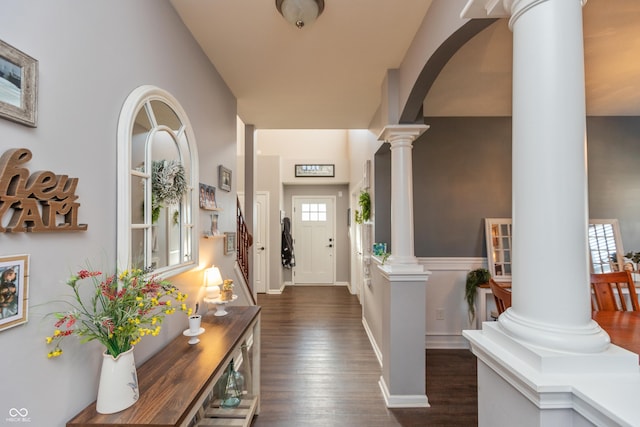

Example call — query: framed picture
[0,39,38,127]
[219,165,231,192]
[210,213,219,236]
[224,232,236,255]
[295,164,335,177]
[0,254,29,332]
[198,183,217,210]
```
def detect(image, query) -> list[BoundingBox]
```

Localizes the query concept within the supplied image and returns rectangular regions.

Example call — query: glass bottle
[220,359,244,408]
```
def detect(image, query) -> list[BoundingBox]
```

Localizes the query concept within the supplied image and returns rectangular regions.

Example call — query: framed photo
[198,183,217,210]
[219,165,231,192]
[0,39,38,127]
[0,254,29,332]
[224,232,236,255]
[295,164,335,177]
[210,213,219,236]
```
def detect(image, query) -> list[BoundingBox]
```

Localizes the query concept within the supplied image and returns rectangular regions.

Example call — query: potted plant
[465,268,491,323]
[45,267,191,414]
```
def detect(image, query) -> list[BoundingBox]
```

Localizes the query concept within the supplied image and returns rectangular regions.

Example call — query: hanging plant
[358,191,371,223]
[149,160,187,223]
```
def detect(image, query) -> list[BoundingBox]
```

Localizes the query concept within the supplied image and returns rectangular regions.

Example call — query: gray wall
[0,1,237,425]
[587,116,640,251]
[283,184,351,283]
[375,116,640,257]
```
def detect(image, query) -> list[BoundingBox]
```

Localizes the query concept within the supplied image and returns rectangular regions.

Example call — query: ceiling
[170,0,640,130]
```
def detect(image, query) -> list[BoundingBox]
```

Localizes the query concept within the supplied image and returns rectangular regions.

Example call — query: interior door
[238,191,268,293]
[254,192,268,293]
[292,196,335,284]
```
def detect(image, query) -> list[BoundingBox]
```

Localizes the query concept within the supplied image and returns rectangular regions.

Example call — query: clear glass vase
[220,359,244,408]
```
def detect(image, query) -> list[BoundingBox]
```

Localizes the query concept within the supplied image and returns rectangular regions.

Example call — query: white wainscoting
[418,257,489,349]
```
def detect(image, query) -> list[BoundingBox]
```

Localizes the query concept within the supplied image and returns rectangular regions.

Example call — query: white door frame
[238,191,269,294]
[255,191,269,293]
[291,195,336,285]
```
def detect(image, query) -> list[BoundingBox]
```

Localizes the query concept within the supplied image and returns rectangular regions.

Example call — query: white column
[378,124,429,271]
[494,0,608,353]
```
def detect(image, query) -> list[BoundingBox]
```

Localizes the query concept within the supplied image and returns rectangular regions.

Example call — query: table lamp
[204,266,223,299]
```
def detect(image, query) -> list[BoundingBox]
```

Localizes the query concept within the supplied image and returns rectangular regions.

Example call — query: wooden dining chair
[590,271,640,311]
[489,279,512,316]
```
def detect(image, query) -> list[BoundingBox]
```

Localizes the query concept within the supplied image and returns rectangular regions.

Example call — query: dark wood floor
[253,286,478,427]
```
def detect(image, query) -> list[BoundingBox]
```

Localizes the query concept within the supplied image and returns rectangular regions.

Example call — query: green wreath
[151,160,187,223]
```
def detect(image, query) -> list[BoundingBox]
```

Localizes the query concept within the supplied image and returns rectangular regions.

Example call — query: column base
[378,376,429,408]
[499,309,610,356]
[464,322,640,426]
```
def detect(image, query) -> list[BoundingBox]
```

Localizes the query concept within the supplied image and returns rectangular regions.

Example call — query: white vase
[96,346,139,414]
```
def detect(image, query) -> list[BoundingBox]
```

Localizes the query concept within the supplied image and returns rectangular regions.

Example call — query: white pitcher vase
[96,346,139,414]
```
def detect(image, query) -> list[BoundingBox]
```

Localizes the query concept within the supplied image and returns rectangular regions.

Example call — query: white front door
[292,196,335,284]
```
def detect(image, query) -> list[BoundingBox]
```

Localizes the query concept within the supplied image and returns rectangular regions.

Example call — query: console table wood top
[67,306,260,427]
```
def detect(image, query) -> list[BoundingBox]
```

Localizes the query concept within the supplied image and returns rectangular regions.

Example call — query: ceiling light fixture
[276,0,325,29]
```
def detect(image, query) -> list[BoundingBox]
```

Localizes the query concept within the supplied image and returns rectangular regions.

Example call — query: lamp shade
[204,266,223,299]
[276,0,325,29]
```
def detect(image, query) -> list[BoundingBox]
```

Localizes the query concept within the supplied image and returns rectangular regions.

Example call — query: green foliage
[358,191,371,223]
[354,209,363,225]
[465,268,491,323]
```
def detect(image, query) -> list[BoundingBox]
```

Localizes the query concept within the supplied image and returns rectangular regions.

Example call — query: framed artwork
[295,164,335,177]
[218,165,231,192]
[210,213,219,236]
[0,39,38,127]
[198,183,217,210]
[224,232,236,255]
[0,254,29,332]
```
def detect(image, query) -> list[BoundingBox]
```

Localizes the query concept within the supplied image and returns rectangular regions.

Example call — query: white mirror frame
[117,85,199,277]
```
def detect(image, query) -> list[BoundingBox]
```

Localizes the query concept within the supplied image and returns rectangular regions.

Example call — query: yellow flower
[47,348,63,358]
[53,329,61,337]
[187,308,193,316]
[166,300,172,306]
[151,317,157,325]
[46,336,53,344]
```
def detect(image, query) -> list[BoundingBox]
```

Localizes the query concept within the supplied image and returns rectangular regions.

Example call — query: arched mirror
[117,86,198,277]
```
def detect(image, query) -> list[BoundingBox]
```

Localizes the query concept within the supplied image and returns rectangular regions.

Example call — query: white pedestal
[204,295,237,316]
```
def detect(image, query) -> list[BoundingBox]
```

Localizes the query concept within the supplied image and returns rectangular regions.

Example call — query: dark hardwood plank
[255,286,477,427]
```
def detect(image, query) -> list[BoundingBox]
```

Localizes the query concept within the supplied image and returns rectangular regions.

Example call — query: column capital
[462,0,587,21]
[377,124,429,145]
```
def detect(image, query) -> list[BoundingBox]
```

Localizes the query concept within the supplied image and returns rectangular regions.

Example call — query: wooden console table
[67,306,261,427]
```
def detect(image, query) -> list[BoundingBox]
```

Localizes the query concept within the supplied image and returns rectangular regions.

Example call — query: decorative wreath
[152,160,187,205]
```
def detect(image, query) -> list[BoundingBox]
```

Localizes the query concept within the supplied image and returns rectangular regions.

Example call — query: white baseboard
[378,376,430,408]
[425,334,471,349]
[362,316,383,367]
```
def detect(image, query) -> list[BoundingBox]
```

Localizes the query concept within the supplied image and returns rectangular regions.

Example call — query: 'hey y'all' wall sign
[0,148,87,232]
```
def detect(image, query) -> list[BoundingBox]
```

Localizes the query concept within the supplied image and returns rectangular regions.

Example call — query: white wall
[257,129,350,184]
[0,1,237,425]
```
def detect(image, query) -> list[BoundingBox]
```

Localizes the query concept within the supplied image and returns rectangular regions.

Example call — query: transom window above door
[301,203,327,222]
